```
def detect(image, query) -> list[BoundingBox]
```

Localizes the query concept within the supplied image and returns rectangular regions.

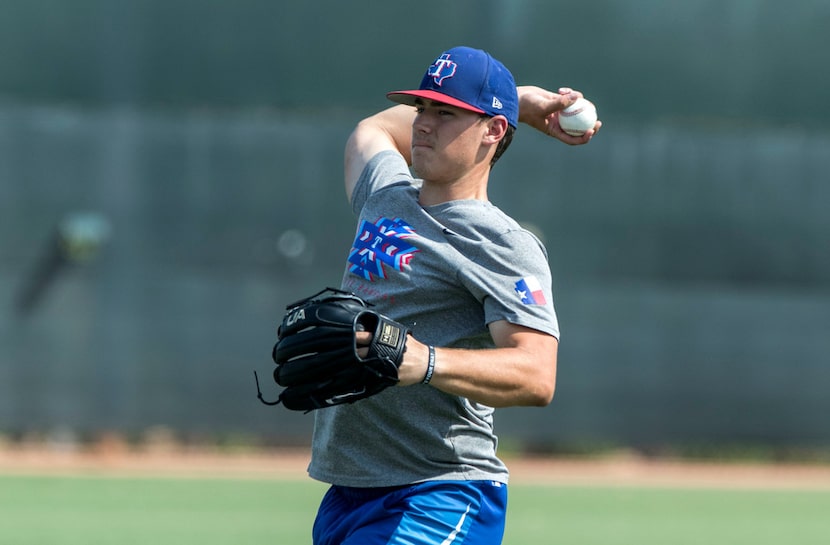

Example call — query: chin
[410,158,428,180]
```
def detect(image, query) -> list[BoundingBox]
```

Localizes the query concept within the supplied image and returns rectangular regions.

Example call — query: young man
[309,46,600,544]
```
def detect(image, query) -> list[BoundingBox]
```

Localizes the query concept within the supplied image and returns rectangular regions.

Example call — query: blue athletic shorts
[312,480,508,545]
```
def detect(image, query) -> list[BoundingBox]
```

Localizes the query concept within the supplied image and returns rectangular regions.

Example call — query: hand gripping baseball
[517,86,601,144]
[255,288,409,412]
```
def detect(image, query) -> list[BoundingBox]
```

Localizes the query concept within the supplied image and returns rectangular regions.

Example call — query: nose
[413,111,433,133]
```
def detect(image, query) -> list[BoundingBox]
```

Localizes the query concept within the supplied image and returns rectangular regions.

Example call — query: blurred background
[0,0,828,459]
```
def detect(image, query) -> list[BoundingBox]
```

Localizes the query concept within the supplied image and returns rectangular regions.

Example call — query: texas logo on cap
[428,54,457,86]
[386,46,519,128]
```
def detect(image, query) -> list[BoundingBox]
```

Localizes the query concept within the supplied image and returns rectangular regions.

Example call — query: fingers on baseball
[550,118,600,144]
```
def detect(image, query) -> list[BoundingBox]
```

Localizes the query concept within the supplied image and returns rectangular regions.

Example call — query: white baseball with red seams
[558,97,598,136]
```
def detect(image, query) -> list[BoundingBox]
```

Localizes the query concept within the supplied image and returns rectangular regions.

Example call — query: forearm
[399,335,558,408]
[434,346,556,408]
[344,105,416,199]
[348,105,415,164]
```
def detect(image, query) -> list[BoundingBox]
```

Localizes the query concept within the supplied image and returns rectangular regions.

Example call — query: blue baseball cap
[387,46,519,128]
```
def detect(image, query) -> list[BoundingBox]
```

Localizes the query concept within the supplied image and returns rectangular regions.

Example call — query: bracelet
[422,345,436,385]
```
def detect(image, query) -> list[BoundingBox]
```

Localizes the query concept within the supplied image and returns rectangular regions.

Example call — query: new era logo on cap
[386,46,519,128]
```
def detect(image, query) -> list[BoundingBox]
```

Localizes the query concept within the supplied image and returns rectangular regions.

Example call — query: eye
[414,106,425,114]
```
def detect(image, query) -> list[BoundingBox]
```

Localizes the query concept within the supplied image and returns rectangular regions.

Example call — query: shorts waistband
[332,483,413,503]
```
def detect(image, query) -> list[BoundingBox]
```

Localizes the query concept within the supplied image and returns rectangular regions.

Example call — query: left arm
[395,321,558,408]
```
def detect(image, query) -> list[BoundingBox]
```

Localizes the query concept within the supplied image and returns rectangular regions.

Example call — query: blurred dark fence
[1,0,828,451]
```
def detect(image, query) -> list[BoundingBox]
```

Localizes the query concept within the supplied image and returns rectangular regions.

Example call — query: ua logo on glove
[378,322,402,348]
[256,287,409,412]
[285,308,306,328]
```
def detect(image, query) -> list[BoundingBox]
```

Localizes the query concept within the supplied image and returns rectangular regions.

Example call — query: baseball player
[301,46,599,544]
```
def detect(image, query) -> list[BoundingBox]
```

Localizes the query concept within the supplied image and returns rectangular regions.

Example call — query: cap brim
[386,90,486,115]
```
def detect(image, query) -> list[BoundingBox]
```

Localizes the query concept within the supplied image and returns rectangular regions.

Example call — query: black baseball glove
[255,288,409,412]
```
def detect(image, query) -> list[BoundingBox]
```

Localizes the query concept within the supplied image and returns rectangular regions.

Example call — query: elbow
[540,386,556,407]
[516,375,555,407]
[519,336,557,407]
[528,382,555,407]
[527,359,557,407]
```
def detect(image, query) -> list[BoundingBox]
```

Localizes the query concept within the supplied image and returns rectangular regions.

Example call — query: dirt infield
[2,442,829,490]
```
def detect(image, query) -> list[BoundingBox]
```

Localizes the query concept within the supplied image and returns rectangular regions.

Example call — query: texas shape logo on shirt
[348,217,419,281]
[515,276,547,305]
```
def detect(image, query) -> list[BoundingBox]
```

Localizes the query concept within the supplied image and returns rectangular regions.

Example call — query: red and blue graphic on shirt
[514,276,547,305]
[348,217,419,281]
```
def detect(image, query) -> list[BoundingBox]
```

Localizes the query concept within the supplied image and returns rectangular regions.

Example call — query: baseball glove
[255,287,409,412]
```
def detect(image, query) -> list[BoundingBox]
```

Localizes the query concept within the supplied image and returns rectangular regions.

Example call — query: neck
[418,167,491,207]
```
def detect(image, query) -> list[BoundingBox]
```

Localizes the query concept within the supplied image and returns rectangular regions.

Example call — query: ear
[482,115,509,145]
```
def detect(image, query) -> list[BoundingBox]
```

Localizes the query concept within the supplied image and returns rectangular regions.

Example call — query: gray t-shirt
[308,150,559,487]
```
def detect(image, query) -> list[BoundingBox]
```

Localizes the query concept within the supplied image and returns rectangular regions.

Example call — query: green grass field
[1,474,828,544]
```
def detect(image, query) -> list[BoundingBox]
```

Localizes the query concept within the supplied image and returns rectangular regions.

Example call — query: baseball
[558,97,598,136]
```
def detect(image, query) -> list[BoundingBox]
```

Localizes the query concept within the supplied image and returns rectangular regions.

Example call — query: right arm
[517,85,601,144]
[344,105,416,202]
[344,87,602,200]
